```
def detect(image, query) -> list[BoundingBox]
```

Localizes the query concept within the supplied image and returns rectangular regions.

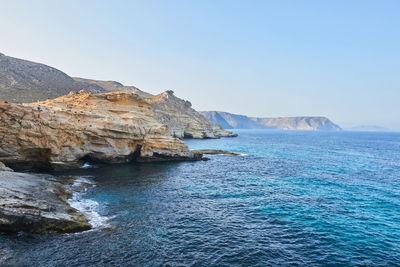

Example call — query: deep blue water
[1,130,400,266]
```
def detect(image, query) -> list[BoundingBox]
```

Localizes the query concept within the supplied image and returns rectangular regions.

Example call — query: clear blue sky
[1,0,399,130]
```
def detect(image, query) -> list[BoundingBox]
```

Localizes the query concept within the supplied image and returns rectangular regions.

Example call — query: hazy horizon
[1,0,399,130]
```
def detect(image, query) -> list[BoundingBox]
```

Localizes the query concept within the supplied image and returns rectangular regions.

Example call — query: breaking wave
[67,177,111,230]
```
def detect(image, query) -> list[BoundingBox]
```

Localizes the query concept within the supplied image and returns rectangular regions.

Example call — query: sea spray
[66,177,111,229]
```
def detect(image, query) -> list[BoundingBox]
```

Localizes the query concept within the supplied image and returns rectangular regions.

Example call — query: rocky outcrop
[73,77,153,99]
[0,53,236,139]
[201,111,262,129]
[201,111,342,131]
[73,79,237,139]
[0,91,201,170]
[0,171,90,233]
[192,149,240,156]
[150,91,237,138]
[0,53,105,103]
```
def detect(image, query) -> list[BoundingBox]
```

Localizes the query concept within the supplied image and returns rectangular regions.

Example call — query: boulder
[0,171,90,233]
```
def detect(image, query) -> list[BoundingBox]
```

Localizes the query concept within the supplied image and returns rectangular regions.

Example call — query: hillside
[0,53,105,103]
[201,111,342,131]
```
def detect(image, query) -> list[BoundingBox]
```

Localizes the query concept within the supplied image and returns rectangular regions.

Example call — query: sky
[1,0,399,130]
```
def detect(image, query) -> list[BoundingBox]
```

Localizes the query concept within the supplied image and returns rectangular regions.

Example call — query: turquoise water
[1,130,400,266]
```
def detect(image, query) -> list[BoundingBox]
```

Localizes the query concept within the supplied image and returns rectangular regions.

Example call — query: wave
[67,177,111,230]
[81,162,98,169]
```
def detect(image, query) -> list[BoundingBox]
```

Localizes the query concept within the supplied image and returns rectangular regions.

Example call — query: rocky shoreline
[0,90,239,234]
[0,166,91,233]
[0,53,240,234]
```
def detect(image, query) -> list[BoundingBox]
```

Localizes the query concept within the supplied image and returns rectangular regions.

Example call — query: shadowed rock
[0,171,91,233]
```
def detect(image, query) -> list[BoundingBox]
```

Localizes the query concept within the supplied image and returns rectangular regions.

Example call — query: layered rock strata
[0,170,90,233]
[0,91,201,170]
[150,91,237,138]
[73,79,237,139]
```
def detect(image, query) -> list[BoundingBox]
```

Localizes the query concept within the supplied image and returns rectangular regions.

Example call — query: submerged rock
[0,91,201,170]
[192,149,241,156]
[0,171,90,233]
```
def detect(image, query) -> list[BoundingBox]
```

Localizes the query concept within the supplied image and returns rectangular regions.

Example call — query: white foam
[67,178,111,230]
[239,153,249,156]
[81,162,98,169]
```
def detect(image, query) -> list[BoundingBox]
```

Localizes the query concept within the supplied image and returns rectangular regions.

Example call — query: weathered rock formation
[192,149,240,156]
[73,79,236,138]
[150,91,237,138]
[0,53,235,139]
[0,170,91,233]
[201,111,342,131]
[0,91,201,170]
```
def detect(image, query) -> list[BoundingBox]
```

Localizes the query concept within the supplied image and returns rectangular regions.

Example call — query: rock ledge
[0,171,91,233]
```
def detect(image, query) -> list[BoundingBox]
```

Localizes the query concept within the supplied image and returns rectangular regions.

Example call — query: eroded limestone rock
[0,91,201,170]
[150,91,237,139]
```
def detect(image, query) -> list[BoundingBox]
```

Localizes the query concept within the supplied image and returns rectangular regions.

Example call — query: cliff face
[202,111,263,129]
[73,79,236,139]
[0,53,105,103]
[201,111,342,131]
[0,91,201,170]
[251,116,341,131]
[0,53,235,139]
[149,91,236,138]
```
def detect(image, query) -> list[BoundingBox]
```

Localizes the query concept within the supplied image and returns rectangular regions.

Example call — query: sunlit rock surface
[0,91,201,170]
[150,90,237,138]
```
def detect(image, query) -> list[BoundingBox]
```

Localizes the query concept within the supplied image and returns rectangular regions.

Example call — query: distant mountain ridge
[201,111,342,131]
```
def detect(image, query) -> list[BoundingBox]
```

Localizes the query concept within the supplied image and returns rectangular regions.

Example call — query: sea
[1,130,400,266]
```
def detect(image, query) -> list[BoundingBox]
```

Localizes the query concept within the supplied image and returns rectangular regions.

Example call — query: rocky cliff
[72,79,236,138]
[0,91,201,170]
[0,53,234,139]
[201,111,342,131]
[150,91,236,138]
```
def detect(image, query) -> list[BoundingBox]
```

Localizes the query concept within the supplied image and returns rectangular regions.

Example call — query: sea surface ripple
[1,130,400,266]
